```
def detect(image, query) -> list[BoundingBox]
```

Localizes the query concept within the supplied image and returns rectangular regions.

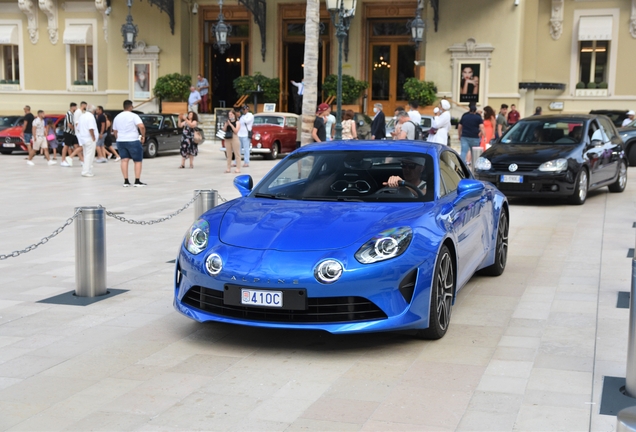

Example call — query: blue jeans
[239,136,251,164]
[460,136,481,162]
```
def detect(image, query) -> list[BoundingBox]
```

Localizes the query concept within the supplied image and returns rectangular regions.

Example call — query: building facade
[0,0,635,117]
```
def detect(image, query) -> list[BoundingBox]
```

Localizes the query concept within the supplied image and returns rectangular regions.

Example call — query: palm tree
[300,0,320,145]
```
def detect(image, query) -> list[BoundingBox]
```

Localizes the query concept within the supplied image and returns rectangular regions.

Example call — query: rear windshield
[254,116,284,126]
[501,120,585,144]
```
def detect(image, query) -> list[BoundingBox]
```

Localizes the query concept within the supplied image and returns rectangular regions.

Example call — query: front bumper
[474,170,576,197]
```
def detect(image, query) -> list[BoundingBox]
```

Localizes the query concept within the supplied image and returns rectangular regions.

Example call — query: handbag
[216,129,227,140]
[428,127,438,135]
[193,128,204,144]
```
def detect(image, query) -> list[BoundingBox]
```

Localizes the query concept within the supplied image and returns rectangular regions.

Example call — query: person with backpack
[395,111,417,140]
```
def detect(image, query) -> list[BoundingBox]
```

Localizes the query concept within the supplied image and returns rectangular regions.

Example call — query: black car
[139,114,183,158]
[589,110,629,128]
[473,115,628,205]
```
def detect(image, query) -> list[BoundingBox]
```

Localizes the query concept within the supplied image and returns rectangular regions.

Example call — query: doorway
[369,42,415,116]
[283,40,329,114]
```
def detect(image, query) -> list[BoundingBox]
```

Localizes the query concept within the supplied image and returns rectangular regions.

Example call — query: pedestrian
[238,104,254,167]
[290,79,304,115]
[77,105,98,177]
[312,103,330,142]
[496,104,509,140]
[26,110,56,165]
[481,106,496,149]
[102,113,121,161]
[325,111,336,141]
[94,105,108,163]
[458,102,485,164]
[395,111,415,140]
[178,111,199,169]
[188,86,201,113]
[533,106,542,116]
[223,110,241,173]
[341,110,357,140]
[370,103,386,140]
[21,105,34,148]
[60,102,77,167]
[622,110,635,127]
[196,74,210,113]
[507,104,520,127]
[46,119,58,160]
[407,101,422,126]
[66,101,87,166]
[390,107,405,140]
[112,99,147,187]
[429,99,451,145]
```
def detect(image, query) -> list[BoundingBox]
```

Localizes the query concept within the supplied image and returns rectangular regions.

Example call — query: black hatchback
[473,114,628,205]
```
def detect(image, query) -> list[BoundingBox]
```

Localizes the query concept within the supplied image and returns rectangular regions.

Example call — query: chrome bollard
[471,147,483,172]
[74,207,107,297]
[618,406,636,432]
[194,190,218,220]
[626,234,636,397]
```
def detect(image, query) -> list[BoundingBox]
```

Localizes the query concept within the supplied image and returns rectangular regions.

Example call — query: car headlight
[474,157,491,171]
[314,259,343,284]
[254,133,261,140]
[205,253,223,275]
[184,219,209,254]
[355,227,413,264]
[538,158,568,172]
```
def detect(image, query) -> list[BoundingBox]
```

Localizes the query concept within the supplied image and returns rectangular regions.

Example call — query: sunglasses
[401,163,420,169]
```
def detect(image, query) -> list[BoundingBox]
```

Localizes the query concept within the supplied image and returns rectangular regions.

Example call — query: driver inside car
[383,157,427,195]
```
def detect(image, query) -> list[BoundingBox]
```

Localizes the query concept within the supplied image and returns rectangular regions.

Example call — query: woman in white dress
[429,99,451,145]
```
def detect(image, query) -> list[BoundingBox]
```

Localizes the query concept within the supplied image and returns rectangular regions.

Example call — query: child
[46,119,58,160]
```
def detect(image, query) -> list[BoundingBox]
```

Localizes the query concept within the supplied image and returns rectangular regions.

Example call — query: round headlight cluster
[355,227,413,264]
[474,157,492,171]
[205,253,223,275]
[184,219,209,255]
[375,237,399,257]
[254,133,261,140]
[314,259,343,284]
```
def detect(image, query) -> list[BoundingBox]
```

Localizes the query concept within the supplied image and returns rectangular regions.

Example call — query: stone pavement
[0,141,635,431]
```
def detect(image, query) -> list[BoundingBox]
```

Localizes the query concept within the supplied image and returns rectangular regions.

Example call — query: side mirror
[591,139,603,147]
[455,179,485,201]
[233,175,253,197]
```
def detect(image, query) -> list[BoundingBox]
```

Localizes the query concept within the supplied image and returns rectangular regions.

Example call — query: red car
[221,112,301,160]
[0,114,64,154]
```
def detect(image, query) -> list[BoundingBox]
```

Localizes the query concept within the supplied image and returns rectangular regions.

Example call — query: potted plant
[154,73,192,113]
[587,82,597,89]
[403,78,437,111]
[598,82,608,89]
[233,72,280,111]
[322,74,369,112]
[575,81,586,89]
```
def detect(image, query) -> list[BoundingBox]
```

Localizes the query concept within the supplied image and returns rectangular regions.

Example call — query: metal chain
[217,192,228,203]
[0,208,81,260]
[103,191,202,225]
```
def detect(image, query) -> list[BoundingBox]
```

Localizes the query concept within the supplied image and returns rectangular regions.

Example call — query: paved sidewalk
[0,142,635,431]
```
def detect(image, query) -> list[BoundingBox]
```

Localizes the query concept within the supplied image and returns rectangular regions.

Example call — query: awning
[63,24,92,45]
[0,25,18,45]
[578,16,613,41]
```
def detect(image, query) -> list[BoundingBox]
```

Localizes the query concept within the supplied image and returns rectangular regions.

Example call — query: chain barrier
[0,208,81,260]
[217,192,228,203]
[102,191,202,225]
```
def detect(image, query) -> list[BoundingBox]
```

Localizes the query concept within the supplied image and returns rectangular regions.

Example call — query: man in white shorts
[26,110,56,166]
[77,105,98,177]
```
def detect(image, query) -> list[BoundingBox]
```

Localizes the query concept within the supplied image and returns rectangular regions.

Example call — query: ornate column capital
[38,0,58,44]
[550,0,564,40]
[630,0,636,38]
[95,0,109,41]
[18,0,39,44]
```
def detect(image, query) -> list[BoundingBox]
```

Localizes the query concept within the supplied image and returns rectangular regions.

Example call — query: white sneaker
[48,160,57,165]
[80,161,84,166]
[115,157,121,162]
[60,161,70,167]
[65,156,73,167]
[81,172,94,177]
[26,160,35,166]
[96,158,108,163]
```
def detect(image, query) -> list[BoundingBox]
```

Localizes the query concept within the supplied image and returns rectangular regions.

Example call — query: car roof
[295,140,446,156]
[519,114,595,122]
[255,112,298,117]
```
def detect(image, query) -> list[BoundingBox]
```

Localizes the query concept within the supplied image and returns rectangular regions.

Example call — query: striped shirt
[64,110,74,135]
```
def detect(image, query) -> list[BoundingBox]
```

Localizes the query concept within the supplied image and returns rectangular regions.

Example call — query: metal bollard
[618,406,636,432]
[194,190,218,220]
[471,147,483,172]
[74,207,107,297]
[626,233,636,397]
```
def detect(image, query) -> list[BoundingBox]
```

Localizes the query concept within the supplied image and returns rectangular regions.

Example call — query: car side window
[439,151,466,195]
[286,117,297,128]
[164,117,173,129]
[598,117,617,141]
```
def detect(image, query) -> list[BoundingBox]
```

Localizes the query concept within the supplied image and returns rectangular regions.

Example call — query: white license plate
[241,289,283,308]
[3,143,15,148]
[500,175,523,183]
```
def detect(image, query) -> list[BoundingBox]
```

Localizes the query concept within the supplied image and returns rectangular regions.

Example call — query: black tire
[569,169,588,205]
[265,142,279,160]
[415,245,454,340]
[480,210,508,276]
[0,149,13,155]
[608,159,628,193]
[144,139,158,158]
[627,142,636,167]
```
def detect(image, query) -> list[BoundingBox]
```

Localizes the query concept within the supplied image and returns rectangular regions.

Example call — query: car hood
[0,125,23,137]
[484,143,578,164]
[218,199,429,251]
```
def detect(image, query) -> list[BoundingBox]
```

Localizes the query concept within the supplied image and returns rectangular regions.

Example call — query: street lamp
[407,5,425,51]
[121,0,138,54]
[212,0,232,54]
[326,0,356,140]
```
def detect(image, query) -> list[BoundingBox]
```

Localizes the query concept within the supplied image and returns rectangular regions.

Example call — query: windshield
[252,150,434,202]
[254,116,284,126]
[501,120,586,144]
[140,115,163,130]
[0,116,21,128]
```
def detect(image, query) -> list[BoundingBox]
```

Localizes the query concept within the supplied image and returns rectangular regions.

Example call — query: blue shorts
[117,140,143,162]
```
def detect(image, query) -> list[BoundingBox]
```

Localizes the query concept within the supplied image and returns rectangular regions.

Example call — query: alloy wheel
[578,170,588,202]
[435,252,454,331]
[619,162,627,189]
[496,213,508,269]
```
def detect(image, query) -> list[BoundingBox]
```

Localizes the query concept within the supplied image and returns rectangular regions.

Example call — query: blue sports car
[174,142,509,339]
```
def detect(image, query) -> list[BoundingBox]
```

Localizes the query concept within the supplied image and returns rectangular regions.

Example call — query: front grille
[182,285,387,323]
[497,182,533,192]
[492,162,539,172]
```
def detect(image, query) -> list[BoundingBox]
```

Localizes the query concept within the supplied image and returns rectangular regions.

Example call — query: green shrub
[403,78,437,107]
[575,81,586,89]
[153,73,192,102]
[233,72,280,103]
[322,74,369,105]
[586,82,597,89]
[598,82,608,89]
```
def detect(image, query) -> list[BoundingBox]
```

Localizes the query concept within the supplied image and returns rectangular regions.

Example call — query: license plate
[500,175,523,183]
[3,143,15,148]
[241,289,283,308]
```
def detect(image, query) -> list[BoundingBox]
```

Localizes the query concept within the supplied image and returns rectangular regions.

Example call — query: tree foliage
[233,72,280,103]
[153,73,192,102]
[322,74,369,105]
[402,78,437,107]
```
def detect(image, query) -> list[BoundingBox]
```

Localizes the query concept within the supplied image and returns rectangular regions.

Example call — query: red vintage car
[221,112,301,160]
[0,114,64,154]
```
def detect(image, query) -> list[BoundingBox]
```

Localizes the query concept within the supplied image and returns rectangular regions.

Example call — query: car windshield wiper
[302,196,364,202]
[253,193,294,200]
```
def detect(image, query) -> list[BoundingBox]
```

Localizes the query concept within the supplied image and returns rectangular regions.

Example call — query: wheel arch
[441,238,458,301]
